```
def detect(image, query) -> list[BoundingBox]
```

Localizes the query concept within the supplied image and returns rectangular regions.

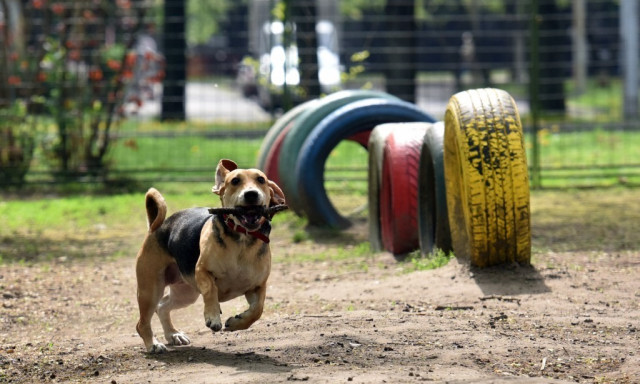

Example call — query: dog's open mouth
[234,206,264,231]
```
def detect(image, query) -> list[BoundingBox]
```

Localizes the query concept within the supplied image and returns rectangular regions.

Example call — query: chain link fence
[0,0,638,188]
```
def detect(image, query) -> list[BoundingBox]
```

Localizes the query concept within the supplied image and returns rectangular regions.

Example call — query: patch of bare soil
[1,218,639,384]
[3,186,640,383]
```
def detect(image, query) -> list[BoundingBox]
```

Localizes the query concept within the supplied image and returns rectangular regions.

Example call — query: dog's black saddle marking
[155,207,211,277]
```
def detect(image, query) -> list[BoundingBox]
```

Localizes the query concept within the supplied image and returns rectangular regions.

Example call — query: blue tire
[418,121,452,255]
[295,98,437,228]
[278,90,398,213]
[256,98,319,169]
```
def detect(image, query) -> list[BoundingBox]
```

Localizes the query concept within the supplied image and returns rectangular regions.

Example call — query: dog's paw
[148,342,168,354]
[206,318,222,332]
[168,332,191,346]
[224,314,245,332]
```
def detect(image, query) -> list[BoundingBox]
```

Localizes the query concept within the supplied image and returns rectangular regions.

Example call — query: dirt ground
[1,190,639,383]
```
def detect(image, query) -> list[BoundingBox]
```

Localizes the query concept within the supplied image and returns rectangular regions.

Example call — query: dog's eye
[231,177,241,185]
[256,176,266,184]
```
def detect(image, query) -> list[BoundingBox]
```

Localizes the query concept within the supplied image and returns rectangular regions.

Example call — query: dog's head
[212,159,286,231]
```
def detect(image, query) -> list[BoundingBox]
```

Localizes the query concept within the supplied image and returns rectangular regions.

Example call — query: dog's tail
[145,188,167,232]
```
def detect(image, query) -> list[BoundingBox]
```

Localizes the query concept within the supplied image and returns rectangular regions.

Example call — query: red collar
[224,216,270,243]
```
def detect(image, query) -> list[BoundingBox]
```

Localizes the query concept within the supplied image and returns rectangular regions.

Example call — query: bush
[0,0,163,185]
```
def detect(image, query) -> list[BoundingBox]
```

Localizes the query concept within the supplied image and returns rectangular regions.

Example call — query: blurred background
[0,0,638,189]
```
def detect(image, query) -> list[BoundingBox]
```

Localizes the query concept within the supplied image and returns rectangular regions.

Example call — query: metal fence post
[529,0,541,189]
[621,0,639,120]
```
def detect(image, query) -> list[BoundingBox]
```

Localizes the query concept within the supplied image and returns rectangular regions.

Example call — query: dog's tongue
[239,213,260,230]
[236,207,262,231]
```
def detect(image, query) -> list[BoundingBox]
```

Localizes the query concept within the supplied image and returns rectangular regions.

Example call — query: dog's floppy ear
[268,180,286,206]
[212,159,238,195]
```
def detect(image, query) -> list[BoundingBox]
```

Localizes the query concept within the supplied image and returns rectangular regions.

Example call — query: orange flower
[128,96,142,107]
[69,50,81,61]
[37,72,48,82]
[117,0,131,9]
[32,0,43,9]
[52,3,64,15]
[125,52,137,68]
[89,68,103,82]
[149,70,165,83]
[8,76,21,85]
[107,59,121,71]
[9,52,19,61]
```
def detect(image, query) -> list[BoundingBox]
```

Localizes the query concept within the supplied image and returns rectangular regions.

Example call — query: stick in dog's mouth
[234,206,264,230]
[208,204,289,225]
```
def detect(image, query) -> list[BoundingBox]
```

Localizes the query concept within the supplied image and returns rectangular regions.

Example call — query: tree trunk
[384,0,416,103]
[537,0,567,113]
[290,0,320,102]
[161,0,186,121]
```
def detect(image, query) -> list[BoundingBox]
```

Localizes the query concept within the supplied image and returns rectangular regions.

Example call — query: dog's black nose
[243,190,260,204]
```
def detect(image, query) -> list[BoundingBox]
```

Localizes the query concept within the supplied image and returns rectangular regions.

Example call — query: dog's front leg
[224,283,266,331]
[195,263,223,332]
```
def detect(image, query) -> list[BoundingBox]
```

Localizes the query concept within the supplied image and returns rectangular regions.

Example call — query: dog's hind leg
[136,273,167,353]
[224,283,266,331]
[136,242,171,353]
[157,282,199,346]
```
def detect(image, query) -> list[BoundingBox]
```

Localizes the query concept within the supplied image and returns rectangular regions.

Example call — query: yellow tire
[444,88,530,267]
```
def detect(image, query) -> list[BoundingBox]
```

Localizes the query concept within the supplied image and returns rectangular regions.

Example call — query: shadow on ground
[146,346,291,374]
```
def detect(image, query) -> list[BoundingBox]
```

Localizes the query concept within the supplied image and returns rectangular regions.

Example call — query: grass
[402,249,455,273]
[275,241,372,265]
[3,184,639,266]
[108,136,264,175]
[0,187,218,263]
[109,120,640,189]
[525,128,640,187]
[565,78,624,121]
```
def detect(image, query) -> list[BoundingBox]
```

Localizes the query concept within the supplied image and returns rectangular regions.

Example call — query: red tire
[379,125,428,255]
[262,121,294,188]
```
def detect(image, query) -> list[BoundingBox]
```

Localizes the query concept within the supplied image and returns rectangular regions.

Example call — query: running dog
[135,159,286,353]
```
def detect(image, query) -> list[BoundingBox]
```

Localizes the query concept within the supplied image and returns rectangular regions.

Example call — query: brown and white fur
[135,159,285,353]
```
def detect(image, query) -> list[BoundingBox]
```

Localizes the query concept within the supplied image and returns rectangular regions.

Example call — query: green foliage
[341,50,370,86]
[340,0,385,20]
[3,1,161,183]
[0,101,36,187]
[403,249,454,272]
[271,1,287,21]
[187,0,232,45]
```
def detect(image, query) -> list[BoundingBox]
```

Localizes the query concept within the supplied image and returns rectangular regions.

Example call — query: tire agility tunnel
[294,98,436,228]
[276,90,399,214]
[256,87,531,268]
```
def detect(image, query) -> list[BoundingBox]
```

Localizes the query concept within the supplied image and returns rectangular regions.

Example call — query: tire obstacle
[255,88,531,267]
[276,90,399,214]
[443,88,530,267]
[378,124,428,255]
[295,98,436,228]
[418,121,452,256]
